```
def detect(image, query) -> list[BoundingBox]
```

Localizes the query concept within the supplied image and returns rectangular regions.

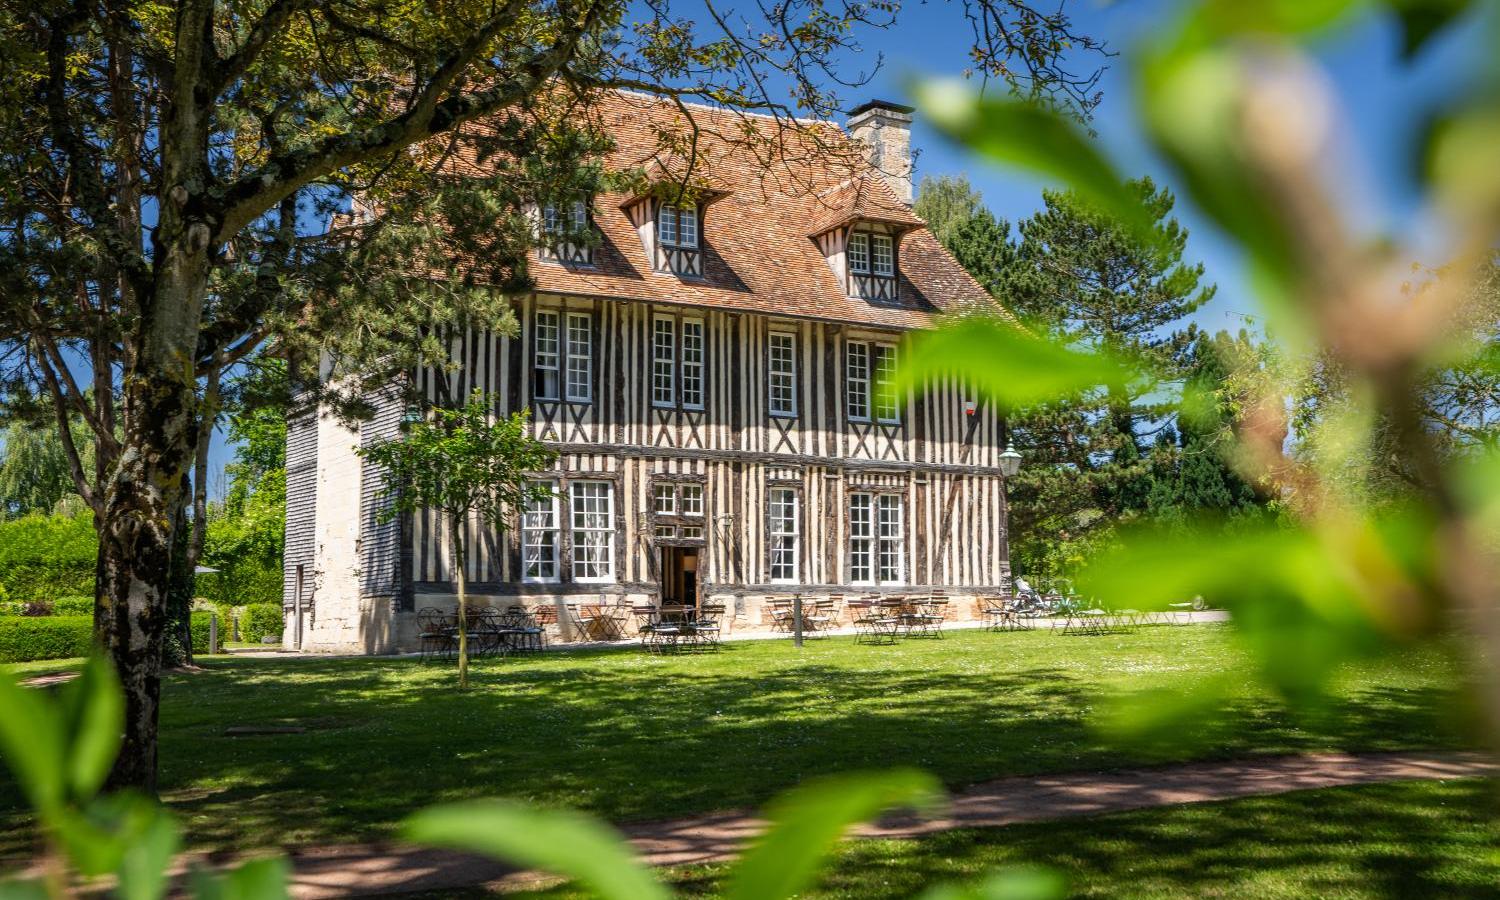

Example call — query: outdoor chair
[468,606,510,658]
[684,603,725,651]
[904,596,944,639]
[802,598,837,635]
[976,595,1011,632]
[853,595,899,645]
[500,605,546,652]
[767,597,795,632]
[416,607,457,661]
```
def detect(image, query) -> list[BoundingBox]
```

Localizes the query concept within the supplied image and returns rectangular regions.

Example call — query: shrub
[0,512,95,600]
[190,610,214,655]
[51,596,94,616]
[241,602,282,643]
[0,616,94,663]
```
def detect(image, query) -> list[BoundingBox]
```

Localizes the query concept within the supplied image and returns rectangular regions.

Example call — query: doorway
[660,547,699,607]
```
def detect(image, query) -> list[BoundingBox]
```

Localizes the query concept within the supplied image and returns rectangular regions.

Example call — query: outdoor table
[855,615,901,645]
[583,607,627,640]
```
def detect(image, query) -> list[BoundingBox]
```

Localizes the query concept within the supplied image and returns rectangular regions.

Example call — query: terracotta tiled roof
[806,174,926,237]
[477,91,1011,331]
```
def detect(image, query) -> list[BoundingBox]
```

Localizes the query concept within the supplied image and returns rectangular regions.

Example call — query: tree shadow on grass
[809,778,1500,900]
[0,632,1476,859]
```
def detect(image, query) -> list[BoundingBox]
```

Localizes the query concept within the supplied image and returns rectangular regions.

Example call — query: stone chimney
[847,99,915,204]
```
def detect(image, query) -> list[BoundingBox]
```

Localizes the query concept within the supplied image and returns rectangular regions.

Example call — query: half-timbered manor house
[284,93,1021,652]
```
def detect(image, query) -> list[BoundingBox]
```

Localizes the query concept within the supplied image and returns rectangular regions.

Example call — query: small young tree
[360,393,556,688]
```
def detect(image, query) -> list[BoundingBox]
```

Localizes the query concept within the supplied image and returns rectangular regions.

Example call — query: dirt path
[277,750,1493,898]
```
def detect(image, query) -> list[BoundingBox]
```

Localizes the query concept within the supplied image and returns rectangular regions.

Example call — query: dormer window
[846,226,897,300]
[658,204,699,248]
[539,197,593,266]
[652,201,704,277]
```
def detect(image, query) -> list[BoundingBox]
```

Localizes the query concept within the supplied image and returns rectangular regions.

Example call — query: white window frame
[520,481,560,583]
[768,487,799,584]
[848,231,870,274]
[849,492,873,584]
[681,318,705,409]
[653,483,677,515]
[658,205,677,246]
[570,199,588,232]
[533,310,560,401]
[681,484,704,517]
[850,492,903,585]
[565,312,593,402]
[872,233,895,276]
[846,340,870,421]
[652,316,676,408]
[872,343,899,423]
[659,203,699,248]
[876,494,905,584]
[768,332,797,418]
[570,481,615,583]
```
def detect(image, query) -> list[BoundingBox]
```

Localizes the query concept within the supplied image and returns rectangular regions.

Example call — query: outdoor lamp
[999,440,1023,478]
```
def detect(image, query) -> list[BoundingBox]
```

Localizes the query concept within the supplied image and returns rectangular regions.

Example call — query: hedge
[190,610,214,655]
[0,513,96,600]
[242,603,283,643]
[0,616,95,663]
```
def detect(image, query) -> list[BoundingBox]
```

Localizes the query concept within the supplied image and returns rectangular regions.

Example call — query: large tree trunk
[450,516,470,689]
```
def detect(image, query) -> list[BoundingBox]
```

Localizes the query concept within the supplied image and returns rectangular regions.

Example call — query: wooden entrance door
[660,547,700,607]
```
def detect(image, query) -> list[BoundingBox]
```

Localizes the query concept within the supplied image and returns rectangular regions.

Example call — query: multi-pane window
[681,319,704,409]
[534,310,593,403]
[876,495,904,583]
[768,332,797,417]
[872,343,898,422]
[534,311,561,400]
[653,483,677,515]
[849,493,873,583]
[543,199,587,238]
[850,492,903,584]
[651,316,708,410]
[570,481,614,581]
[681,484,703,516]
[566,313,592,402]
[521,482,559,582]
[768,487,799,583]
[846,341,870,421]
[848,230,895,277]
[847,339,898,423]
[659,204,699,248]
[871,234,894,276]
[652,316,676,407]
[848,232,870,274]
[652,481,705,542]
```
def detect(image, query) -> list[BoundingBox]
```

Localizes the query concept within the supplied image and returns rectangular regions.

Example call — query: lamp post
[998,439,1023,590]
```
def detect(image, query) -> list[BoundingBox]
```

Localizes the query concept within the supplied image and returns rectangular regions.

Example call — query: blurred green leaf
[895,317,1133,411]
[917,867,1067,900]
[1176,0,1365,47]
[1134,45,1306,344]
[60,655,125,801]
[0,879,49,900]
[190,857,290,900]
[1076,513,1435,701]
[51,791,165,877]
[1390,0,1473,58]
[403,801,667,900]
[724,769,944,900]
[0,666,65,818]
[1425,104,1500,226]
[914,81,1157,243]
[118,804,181,900]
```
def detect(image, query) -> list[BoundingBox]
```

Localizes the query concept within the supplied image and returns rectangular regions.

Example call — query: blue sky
[845,0,1490,332]
[206,0,1489,490]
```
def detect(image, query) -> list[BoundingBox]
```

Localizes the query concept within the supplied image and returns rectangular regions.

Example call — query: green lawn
[0,626,1477,858]
[478,778,1500,899]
